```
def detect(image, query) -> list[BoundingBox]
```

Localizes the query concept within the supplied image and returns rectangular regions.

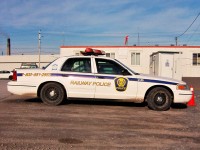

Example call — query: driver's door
[94,58,137,100]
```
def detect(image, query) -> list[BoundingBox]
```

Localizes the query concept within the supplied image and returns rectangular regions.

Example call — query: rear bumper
[7,82,37,97]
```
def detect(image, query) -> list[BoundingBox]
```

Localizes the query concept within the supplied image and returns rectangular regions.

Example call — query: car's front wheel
[40,82,66,105]
[146,87,173,111]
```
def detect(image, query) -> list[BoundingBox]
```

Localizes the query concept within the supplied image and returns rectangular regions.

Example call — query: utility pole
[175,37,178,46]
[137,27,140,46]
[38,30,41,68]
[138,32,140,46]
[62,32,65,46]
[7,38,11,55]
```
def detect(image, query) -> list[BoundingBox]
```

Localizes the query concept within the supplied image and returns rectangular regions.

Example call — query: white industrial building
[60,46,200,81]
[1,45,200,82]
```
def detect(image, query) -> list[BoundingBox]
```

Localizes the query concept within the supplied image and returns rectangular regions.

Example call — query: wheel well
[144,85,174,102]
[37,81,67,98]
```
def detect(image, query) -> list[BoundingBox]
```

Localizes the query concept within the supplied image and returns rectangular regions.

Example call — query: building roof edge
[60,45,200,48]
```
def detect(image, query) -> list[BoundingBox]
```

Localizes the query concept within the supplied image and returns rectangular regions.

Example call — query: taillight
[12,70,17,81]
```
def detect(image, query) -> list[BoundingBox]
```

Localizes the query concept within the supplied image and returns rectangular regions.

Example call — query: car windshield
[114,59,140,75]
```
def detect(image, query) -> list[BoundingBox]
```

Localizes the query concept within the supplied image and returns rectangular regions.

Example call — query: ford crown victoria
[7,48,192,111]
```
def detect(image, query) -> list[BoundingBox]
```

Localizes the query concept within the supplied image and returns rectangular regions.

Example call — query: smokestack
[7,38,11,55]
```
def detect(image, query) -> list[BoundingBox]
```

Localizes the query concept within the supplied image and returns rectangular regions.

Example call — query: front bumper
[173,90,193,103]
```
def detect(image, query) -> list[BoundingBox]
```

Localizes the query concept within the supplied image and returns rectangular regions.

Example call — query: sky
[0,0,200,55]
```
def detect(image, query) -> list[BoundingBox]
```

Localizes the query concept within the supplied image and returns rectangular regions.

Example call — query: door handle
[96,76,105,79]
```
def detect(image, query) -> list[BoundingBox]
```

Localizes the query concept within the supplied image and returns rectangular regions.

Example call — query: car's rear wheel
[146,87,172,111]
[40,82,66,105]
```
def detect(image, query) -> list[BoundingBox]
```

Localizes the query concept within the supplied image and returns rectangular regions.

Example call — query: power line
[186,21,200,44]
[175,12,200,45]
[178,12,200,38]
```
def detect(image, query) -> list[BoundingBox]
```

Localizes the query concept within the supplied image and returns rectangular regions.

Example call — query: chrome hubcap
[49,90,56,97]
[157,96,163,103]
[154,93,166,106]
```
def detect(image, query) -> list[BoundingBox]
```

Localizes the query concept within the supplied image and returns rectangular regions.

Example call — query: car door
[94,58,138,100]
[61,57,96,98]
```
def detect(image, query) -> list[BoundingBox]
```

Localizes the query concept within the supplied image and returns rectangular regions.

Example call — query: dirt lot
[0,80,200,150]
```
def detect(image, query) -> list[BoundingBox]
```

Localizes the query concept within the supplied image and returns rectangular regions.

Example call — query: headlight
[176,84,190,90]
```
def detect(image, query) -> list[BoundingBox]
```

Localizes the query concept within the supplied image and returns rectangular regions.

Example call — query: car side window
[61,58,91,73]
[95,58,130,75]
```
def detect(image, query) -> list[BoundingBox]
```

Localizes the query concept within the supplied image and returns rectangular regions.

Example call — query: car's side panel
[59,72,96,98]
[7,82,38,96]
[136,79,192,103]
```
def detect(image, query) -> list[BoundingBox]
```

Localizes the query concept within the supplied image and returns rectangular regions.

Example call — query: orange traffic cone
[187,86,196,106]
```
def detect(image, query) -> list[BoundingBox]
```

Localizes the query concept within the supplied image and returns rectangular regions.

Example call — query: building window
[193,53,200,66]
[131,52,140,65]
[106,53,115,59]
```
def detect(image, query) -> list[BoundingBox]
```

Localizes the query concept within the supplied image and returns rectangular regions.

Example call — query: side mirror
[122,69,130,76]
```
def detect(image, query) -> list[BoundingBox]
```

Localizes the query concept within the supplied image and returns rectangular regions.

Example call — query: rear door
[94,58,137,100]
[61,57,96,98]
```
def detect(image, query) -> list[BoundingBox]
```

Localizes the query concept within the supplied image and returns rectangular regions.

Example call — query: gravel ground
[0,80,200,150]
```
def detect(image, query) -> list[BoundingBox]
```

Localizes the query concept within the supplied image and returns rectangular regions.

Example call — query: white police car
[7,48,192,111]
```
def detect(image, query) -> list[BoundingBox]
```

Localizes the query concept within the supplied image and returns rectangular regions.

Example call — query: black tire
[146,87,173,111]
[40,82,66,105]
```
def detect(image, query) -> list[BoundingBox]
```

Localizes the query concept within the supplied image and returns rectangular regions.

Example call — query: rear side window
[61,58,91,73]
